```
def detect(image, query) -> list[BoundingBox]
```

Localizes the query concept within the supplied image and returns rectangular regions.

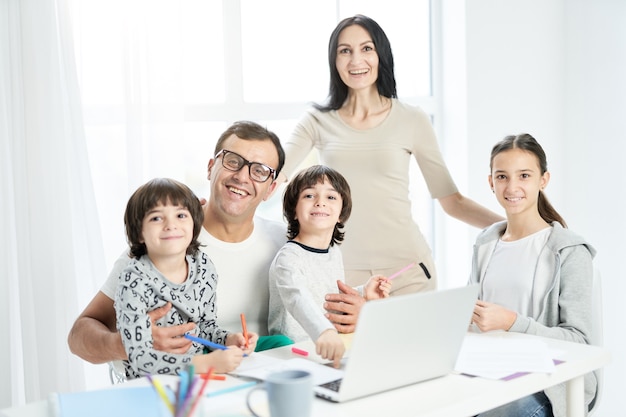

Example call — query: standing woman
[470,134,597,417]
[281,15,502,295]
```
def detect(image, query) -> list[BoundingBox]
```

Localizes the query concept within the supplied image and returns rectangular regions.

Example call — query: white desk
[256,332,610,417]
[0,332,610,417]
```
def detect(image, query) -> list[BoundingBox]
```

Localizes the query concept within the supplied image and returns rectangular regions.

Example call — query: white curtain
[69,0,208,269]
[0,0,106,408]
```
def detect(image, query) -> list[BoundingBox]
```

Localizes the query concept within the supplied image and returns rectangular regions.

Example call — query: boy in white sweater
[269,165,390,368]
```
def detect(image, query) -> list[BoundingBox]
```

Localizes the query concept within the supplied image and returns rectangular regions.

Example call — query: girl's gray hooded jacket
[469,221,598,416]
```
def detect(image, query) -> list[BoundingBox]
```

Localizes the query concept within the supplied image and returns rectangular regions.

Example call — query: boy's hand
[226,332,258,355]
[192,346,244,374]
[364,275,391,300]
[213,347,245,373]
[316,329,345,368]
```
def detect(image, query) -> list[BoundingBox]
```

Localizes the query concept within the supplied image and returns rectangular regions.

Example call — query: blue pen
[184,334,228,351]
[185,333,249,356]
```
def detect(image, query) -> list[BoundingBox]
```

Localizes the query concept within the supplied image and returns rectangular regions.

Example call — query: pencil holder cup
[246,370,313,417]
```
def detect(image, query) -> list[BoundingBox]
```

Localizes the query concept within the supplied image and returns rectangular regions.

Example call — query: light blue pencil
[206,381,258,398]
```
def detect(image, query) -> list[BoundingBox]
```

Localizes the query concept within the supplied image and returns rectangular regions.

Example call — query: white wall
[450,0,625,415]
[562,2,626,414]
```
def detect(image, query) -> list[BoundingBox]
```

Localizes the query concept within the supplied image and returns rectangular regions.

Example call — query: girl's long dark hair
[490,133,567,227]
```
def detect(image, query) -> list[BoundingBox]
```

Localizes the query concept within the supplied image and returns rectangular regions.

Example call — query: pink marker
[388,262,416,280]
[291,347,309,357]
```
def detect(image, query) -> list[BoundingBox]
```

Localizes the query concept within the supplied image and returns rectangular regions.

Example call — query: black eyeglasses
[214,149,277,183]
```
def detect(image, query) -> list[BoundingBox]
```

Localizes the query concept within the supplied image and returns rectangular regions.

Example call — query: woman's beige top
[282,99,458,271]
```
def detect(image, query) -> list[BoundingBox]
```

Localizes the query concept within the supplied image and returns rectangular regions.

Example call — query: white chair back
[591,266,604,347]
[108,360,127,385]
[588,265,604,415]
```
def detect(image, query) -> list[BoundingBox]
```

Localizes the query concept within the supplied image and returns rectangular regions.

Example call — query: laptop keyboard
[320,378,343,392]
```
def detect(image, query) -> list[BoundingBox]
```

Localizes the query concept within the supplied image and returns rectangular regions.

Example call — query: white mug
[246,370,313,417]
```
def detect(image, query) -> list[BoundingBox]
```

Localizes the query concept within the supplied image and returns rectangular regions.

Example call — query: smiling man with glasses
[214,149,277,183]
[204,122,284,237]
[68,121,293,365]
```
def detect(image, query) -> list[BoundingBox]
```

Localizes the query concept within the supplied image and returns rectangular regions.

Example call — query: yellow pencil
[147,375,175,415]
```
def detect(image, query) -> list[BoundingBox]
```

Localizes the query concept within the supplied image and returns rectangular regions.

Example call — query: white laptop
[314,284,479,402]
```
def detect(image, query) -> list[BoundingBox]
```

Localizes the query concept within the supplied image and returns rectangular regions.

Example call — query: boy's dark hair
[283,165,352,246]
[213,120,286,178]
[124,178,204,258]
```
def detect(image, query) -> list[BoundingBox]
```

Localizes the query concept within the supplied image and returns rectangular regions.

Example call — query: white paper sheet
[454,332,558,379]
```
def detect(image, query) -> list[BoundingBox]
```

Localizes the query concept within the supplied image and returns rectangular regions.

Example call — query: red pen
[291,347,309,357]
[200,373,226,381]
[240,313,249,349]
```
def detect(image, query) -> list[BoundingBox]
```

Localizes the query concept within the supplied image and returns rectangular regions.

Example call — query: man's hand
[148,302,196,353]
[324,280,365,334]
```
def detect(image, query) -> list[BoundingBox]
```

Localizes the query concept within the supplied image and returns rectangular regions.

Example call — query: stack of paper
[454,332,560,380]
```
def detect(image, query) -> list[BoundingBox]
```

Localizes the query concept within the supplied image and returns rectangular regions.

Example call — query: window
[70,0,435,267]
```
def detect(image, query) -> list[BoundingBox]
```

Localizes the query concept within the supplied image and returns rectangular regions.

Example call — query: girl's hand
[472,300,517,332]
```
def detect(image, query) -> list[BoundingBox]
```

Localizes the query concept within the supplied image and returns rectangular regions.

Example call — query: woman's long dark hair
[315,14,397,112]
[490,133,567,227]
